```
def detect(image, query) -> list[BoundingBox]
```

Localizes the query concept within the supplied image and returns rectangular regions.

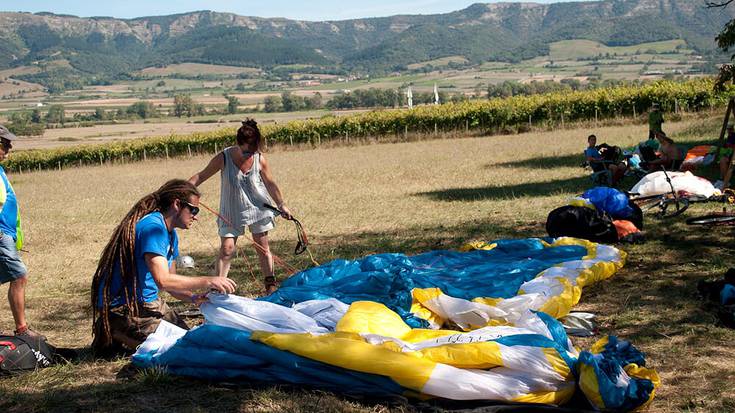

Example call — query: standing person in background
[0,125,45,343]
[91,179,237,356]
[189,119,292,294]
[648,103,664,140]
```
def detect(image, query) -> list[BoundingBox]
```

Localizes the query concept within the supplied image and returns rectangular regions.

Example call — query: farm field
[9,108,370,150]
[0,115,733,412]
[0,39,712,118]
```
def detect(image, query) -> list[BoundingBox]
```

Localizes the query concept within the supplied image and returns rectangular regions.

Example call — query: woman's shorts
[0,232,27,284]
[219,217,275,238]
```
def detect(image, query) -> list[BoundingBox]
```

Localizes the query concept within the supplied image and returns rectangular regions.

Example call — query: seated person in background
[717,125,735,187]
[585,134,626,185]
[643,132,683,171]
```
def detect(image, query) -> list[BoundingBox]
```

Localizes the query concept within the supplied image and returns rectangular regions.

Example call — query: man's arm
[145,254,236,294]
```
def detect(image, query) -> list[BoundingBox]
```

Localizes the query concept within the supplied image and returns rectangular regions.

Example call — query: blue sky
[1,1,571,21]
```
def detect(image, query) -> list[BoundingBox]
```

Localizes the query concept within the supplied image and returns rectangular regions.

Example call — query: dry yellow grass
[0,115,733,412]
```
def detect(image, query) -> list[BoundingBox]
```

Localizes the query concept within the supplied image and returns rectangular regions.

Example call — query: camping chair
[584,160,613,186]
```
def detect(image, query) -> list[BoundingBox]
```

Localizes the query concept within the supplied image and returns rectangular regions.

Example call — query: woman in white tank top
[189,119,292,294]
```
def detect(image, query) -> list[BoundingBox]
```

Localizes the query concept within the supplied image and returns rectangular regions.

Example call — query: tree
[281,91,295,112]
[30,109,42,124]
[8,111,44,136]
[263,95,282,113]
[710,1,735,89]
[127,101,157,119]
[93,107,106,121]
[173,94,195,117]
[225,94,240,114]
[46,105,65,125]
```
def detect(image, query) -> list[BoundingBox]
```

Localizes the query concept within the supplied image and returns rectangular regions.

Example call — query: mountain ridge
[0,0,732,78]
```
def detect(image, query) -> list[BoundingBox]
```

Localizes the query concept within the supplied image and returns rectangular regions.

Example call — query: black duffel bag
[546,205,619,244]
[0,335,54,375]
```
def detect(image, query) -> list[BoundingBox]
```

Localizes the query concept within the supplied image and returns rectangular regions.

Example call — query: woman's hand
[279,204,293,220]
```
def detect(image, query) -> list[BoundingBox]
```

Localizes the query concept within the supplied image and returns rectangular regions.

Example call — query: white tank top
[218,147,275,229]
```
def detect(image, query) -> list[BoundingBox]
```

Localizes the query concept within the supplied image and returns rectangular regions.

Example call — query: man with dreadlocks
[91,179,236,355]
[189,118,292,294]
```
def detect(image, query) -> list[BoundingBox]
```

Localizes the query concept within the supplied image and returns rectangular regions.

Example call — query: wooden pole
[187,144,192,157]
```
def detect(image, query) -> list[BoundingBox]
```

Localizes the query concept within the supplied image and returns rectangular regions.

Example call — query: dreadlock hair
[236,118,262,152]
[91,179,200,349]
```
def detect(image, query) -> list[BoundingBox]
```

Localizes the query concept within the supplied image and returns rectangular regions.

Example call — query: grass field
[138,63,261,77]
[548,40,689,61]
[0,112,734,412]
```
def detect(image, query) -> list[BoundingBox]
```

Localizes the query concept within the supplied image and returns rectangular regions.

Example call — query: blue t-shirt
[0,166,20,240]
[99,212,179,308]
[585,147,603,161]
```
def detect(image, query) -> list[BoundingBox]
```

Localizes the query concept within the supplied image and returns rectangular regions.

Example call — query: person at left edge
[0,124,46,344]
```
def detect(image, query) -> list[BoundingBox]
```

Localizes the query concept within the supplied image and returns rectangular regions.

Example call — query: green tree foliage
[46,105,66,125]
[173,94,195,117]
[225,95,240,114]
[712,1,735,89]
[8,111,44,136]
[127,101,158,119]
[327,88,402,109]
[263,95,282,113]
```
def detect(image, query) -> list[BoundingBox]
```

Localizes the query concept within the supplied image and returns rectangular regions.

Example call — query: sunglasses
[183,201,200,216]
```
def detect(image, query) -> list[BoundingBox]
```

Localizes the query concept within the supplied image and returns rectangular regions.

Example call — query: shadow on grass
[0,375,412,413]
[575,213,735,410]
[494,153,584,169]
[7,212,735,411]
[415,176,589,202]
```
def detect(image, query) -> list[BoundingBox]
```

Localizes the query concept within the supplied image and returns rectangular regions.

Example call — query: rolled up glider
[133,237,658,411]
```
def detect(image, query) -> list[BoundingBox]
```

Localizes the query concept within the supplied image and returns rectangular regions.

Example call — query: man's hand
[207,276,237,294]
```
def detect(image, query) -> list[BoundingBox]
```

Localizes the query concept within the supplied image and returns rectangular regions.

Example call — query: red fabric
[613,220,639,239]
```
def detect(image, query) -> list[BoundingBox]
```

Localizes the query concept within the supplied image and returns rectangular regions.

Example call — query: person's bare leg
[721,157,729,180]
[252,232,275,293]
[8,275,27,331]
[216,237,238,277]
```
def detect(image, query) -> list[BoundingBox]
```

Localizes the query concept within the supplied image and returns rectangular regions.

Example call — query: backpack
[0,335,54,375]
[597,144,622,163]
[546,205,619,244]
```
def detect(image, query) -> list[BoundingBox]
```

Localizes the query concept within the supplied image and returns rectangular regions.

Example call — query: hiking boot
[14,325,47,343]
[264,276,279,295]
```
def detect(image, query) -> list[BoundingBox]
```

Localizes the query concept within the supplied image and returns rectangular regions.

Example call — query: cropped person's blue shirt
[98,212,179,308]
